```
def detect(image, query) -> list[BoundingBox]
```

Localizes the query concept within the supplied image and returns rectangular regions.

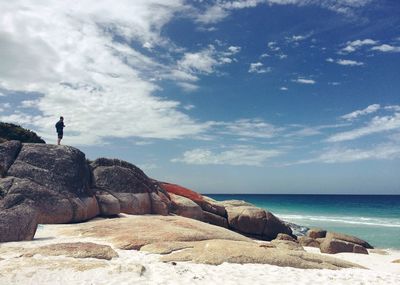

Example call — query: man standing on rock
[55,116,65,145]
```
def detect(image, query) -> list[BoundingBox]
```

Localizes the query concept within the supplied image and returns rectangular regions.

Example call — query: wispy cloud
[327,58,364,66]
[371,44,400,53]
[327,112,400,142]
[336,59,364,66]
[341,39,378,53]
[217,119,282,139]
[172,145,282,166]
[248,62,270,74]
[341,104,380,121]
[292,78,316,84]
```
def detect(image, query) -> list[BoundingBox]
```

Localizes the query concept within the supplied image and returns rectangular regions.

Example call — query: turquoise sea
[207,194,400,249]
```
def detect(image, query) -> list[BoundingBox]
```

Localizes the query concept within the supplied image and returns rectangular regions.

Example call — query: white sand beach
[1,220,399,285]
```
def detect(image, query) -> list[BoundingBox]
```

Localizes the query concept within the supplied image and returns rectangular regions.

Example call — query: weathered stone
[23,242,118,260]
[95,193,121,216]
[0,141,21,178]
[0,202,38,242]
[275,233,297,242]
[320,238,368,254]
[202,211,229,228]
[227,206,266,236]
[3,178,75,223]
[298,236,321,248]
[170,193,203,221]
[112,192,151,214]
[142,239,363,269]
[8,144,91,196]
[91,158,156,194]
[271,239,304,251]
[150,192,170,215]
[307,228,327,239]
[226,205,292,240]
[325,232,373,249]
[59,215,252,250]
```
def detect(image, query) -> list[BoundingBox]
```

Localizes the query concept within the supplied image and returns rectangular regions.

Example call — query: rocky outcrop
[0,140,21,178]
[275,233,297,242]
[271,239,304,251]
[143,239,362,269]
[0,122,45,144]
[169,193,203,221]
[307,228,327,239]
[320,238,369,254]
[91,158,163,215]
[0,141,374,253]
[23,242,118,260]
[225,204,292,240]
[298,236,321,248]
[59,215,251,250]
[325,232,373,249]
[2,144,99,224]
[0,201,38,242]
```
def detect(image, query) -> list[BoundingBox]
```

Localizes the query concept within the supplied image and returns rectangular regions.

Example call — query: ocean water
[207,194,400,249]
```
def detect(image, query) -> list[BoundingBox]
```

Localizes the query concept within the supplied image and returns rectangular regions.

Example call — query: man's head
[60,116,64,121]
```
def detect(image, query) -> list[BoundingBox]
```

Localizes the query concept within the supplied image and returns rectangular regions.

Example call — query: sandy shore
[0,223,399,285]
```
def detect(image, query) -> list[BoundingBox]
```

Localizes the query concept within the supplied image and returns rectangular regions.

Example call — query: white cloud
[280,87,288,91]
[183,104,195,111]
[385,105,400,112]
[292,78,316,84]
[316,144,400,163]
[219,118,282,138]
[172,145,282,166]
[178,47,219,74]
[0,0,218,145]
[341,39,378,53]
[371,44,400,53]
[327,57,364,66]
[341,104,380,121]
[176,82,199,92]
[1,103,11,109]
[227,46,241,54]
[336,59,364,66]
[328,112,400,142]
[248,62,270,74]
[196,0,373,24]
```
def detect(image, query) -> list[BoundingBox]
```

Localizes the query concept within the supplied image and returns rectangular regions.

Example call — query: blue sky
[0,0,399,194]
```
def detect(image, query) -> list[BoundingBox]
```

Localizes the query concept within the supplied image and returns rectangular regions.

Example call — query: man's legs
[57,133,63,145]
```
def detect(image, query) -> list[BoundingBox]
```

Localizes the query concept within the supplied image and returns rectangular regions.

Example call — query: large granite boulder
[325,232,373,249]
[169,193,203,221]
[0,141,21,178]
[1,144,99,223]
[59,215,251,250]
[23,242,118,260]
[0,200,38,242]
[8,144,91,196]
[160,183,226,217]
[142,239,362,269]
[320,238,368,254]
[225,204,292,240]
[202,211,229,228]
[90,158,157,215]
[307,228,327,239]
[297,236,321,248]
